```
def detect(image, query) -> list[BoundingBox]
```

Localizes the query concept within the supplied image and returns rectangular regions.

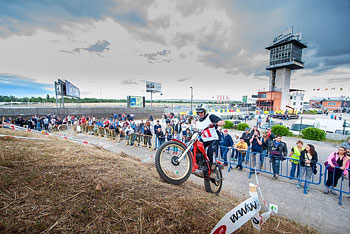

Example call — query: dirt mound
[0,128,317,233]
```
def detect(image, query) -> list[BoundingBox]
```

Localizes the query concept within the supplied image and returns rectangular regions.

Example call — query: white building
[288,89,305,112]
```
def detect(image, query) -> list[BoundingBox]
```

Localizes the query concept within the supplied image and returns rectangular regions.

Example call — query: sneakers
[296,184,300,189]
[330,190,337,195]
[272,174,279,180]
[323,189,329,194]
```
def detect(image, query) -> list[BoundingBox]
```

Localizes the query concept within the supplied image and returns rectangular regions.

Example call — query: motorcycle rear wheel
[155,141,192,185]
[204,165,223,194]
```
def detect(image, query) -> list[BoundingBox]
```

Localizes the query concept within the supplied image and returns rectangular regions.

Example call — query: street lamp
[190,87,193,115]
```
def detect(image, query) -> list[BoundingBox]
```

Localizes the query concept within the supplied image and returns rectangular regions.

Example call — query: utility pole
[190,87,193,115]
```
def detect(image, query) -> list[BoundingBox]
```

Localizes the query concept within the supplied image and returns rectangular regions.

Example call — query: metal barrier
[324,165,350,205]
[218,145,323,195]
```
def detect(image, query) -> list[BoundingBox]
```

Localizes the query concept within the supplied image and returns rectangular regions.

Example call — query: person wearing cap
[234,137,248,170]
[231,134,240,161]
[221,129,233,166]
[195,104,225,171]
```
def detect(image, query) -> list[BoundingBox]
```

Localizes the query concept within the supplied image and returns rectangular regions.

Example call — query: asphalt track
[61,128,349,234]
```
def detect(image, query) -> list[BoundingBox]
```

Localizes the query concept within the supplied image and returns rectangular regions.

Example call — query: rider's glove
[209,123,217,128]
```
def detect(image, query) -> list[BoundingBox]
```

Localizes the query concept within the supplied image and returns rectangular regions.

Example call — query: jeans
[221,147,229,164]
[237,151,245,168]
[298,166,312,189]
[251,151,261,169]
[245,146,251,162]
[260,150,267,167]
[290,163,300,179]
[270,156,281,175]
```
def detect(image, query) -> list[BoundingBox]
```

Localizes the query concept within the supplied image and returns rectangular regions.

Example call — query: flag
[340,88,343,91]
[317,88,320,91]
[313,89,315,91]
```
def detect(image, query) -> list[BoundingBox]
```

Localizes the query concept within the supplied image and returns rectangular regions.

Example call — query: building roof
[289,89,305,92]
[265,39,307,50]
[310,96,350,102]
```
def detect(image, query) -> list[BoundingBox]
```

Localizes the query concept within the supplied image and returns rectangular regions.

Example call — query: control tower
[265,27,307,111]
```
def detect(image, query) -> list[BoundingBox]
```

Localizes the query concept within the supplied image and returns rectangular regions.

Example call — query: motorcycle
[155,128,224,194]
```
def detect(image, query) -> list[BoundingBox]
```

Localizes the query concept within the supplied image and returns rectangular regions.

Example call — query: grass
[0,128,318,233]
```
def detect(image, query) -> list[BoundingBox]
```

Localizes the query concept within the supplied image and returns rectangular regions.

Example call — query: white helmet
[196,104,208,115]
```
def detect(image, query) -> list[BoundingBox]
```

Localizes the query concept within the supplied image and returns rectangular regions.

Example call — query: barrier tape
[3,123,93,146]
[0,134,48,141]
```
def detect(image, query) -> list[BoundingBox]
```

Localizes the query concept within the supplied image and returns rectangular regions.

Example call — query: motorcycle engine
[196,153,209,176]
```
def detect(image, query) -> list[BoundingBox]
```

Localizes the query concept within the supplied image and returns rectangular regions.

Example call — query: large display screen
[128,96,145,107]
[65,80,80,98]
[146,81,161,93]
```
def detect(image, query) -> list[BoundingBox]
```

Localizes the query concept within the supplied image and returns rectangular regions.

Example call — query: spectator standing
[234,137,248,170]
[297,144,318,191]
[165,122,174,136]
[268,135,288,179]
[143,126,152,148]
[260,133,269,169]
[249,130,262,174]
[231,134,240,161]
[256,116,262,127]
[154,120,161,133]
[340,137,350,193]
[173,131,181,141]
[221,129,233,166]
[324,147,350,194]
[156,127,164,147]
[289,140,305,179]
[241,127,251,163]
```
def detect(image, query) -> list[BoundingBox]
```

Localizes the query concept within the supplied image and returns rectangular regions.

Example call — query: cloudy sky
[0,0,349,101]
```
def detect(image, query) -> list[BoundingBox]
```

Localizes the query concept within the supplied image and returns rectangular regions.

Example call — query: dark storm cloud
[140,49,172,64]
[120,79,138,85]
[0,0,156,39]
[196,0,350,75]
[0,0,117,38]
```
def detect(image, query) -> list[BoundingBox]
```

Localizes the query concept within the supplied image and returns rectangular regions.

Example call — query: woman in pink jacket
[323,147,350,194]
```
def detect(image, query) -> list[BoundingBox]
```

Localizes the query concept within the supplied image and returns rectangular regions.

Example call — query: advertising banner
[146,81,161,93]
[65,80,80,98]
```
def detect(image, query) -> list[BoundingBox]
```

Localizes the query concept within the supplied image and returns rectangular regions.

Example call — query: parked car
[260,121,283,129]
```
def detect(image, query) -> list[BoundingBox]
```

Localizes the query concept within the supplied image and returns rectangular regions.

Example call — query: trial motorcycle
[155,128,223,194]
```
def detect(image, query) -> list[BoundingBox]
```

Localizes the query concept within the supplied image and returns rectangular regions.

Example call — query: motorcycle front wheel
[204,165,223,194]
[155,141,192,185]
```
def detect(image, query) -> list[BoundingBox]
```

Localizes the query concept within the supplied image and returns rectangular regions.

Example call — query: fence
[217,145,324,195]
[324,165,350,205]
[69,126,350,205]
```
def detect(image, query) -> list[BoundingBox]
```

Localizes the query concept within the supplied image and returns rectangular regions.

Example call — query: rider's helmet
[196,104,208,115]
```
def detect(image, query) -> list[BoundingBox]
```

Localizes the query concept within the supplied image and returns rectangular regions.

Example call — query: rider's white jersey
[196,114,218,142]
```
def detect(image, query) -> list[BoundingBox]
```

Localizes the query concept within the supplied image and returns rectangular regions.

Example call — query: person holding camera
[249,130,262,174]
[268,135,288,179]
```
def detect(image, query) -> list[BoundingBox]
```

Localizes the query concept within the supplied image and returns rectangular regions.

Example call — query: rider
[195,104,225,170]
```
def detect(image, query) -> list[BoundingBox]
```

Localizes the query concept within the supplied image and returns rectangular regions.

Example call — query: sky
[0,0,349,101]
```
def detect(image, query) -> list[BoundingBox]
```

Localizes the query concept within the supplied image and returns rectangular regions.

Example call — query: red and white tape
[2,123,92,145]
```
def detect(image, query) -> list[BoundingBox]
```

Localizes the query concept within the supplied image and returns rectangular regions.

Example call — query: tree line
[0,95,242,104]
